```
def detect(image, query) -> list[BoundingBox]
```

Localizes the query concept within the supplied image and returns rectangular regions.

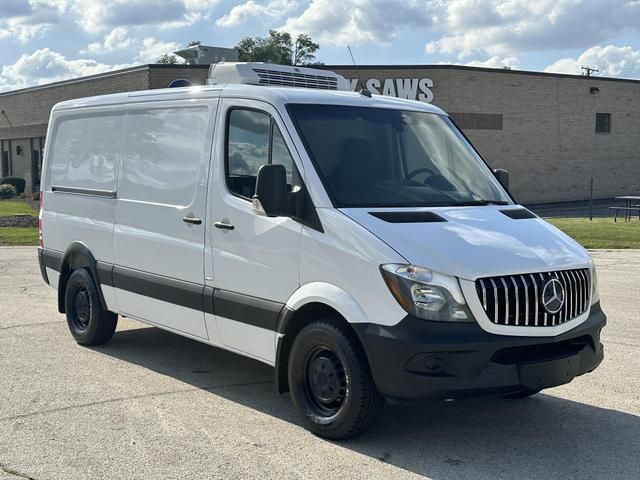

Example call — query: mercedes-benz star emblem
[542,278,565,314]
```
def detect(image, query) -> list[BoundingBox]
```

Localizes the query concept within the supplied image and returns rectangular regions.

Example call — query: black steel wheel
[303,346,347,418]
[288,320,384,440]
[64,268,117,346]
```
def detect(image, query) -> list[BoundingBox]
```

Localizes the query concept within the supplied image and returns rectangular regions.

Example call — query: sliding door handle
[182,216,202,225]
[214,221,235,230]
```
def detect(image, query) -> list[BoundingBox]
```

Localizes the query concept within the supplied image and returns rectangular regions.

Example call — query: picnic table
[611,196,640,222]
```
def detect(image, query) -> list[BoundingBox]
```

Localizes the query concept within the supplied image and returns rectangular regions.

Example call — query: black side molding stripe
[51,185,117,198]
[40,249,283,331]
[203,286,215,315]
[41,248,63,272]
[112,265,205,312]
[214,289,283,331]
[96,261,114,287]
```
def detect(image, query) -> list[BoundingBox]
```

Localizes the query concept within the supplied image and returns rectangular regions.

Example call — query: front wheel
[288,321,384,440]
[65,268,118,346]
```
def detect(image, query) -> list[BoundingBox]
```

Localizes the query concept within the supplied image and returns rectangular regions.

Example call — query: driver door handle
[214,221,235,230]
[182,216,202,225]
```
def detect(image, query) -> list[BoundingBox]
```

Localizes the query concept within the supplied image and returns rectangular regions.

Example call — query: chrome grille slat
[571,270,580,319]
[559,271,569,324]
[529,274,539,326]
[540,273,548,326]
[480,279,487,310]
[576,271,582,316]
[511,277,519,325]
[520,275,529,326]
[490,278,498,324]
[500,277,509,325]
[475,268,590,328]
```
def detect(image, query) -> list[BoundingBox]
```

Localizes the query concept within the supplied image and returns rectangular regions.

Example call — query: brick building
[1,63,638,203]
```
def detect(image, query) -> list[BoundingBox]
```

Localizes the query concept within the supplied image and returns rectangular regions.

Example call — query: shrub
[0,177,26,195]
[0,184,17,199]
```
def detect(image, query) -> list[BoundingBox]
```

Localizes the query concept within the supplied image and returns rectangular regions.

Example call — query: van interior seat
[332,137,380,192]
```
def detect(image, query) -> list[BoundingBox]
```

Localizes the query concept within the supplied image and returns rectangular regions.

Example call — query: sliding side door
[113,100,217,339]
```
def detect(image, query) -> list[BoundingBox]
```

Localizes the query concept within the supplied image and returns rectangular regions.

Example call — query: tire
[503,388,541,399]
[64,268,118,346]
[288,320,384,440]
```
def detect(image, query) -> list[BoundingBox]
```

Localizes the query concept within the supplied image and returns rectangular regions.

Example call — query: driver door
[210,100,303,363]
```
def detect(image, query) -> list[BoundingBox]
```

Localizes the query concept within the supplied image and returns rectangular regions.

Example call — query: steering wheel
[406,167,436,182]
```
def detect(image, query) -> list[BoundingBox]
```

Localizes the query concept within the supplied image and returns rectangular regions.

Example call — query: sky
[1,0,640,92]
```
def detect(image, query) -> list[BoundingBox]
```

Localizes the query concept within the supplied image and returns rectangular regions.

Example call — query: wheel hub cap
[309,354,344,405]
[74,289,90,329]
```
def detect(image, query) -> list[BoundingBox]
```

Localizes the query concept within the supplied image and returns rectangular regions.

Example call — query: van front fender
[285,282,369,325]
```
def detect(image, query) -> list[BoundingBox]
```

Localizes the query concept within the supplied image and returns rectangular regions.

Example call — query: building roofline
[1,62,638,98]
[0,64,209,98]
[323,63,640,84]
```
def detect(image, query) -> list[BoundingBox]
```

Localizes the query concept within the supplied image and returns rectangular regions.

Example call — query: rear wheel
[288,320,384,440]
[64,268,117,346]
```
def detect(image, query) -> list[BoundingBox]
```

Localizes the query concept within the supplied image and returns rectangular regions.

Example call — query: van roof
[51,84,447,115]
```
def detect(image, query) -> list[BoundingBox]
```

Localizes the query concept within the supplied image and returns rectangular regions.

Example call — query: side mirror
[493,168,510,189]
[253,164,287,217]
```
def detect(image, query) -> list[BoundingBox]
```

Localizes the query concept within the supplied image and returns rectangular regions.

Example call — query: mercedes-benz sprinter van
[39,63,605,439]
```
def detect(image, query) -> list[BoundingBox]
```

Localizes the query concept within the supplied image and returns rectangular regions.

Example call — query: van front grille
[252,68,339,90]
[475,269,590,327]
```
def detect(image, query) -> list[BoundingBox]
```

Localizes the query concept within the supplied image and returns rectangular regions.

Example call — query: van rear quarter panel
[41,108,120,310]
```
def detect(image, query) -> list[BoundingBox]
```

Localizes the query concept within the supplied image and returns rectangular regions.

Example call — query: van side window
[226,108,294,199]
[119,107,209,206]
[48,114,121,191]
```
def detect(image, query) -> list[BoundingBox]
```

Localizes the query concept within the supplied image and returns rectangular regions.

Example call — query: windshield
[287,104,511,208]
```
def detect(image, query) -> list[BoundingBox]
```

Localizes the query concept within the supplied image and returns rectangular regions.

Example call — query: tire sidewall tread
[288,320,383,440]
[64,268,117,346]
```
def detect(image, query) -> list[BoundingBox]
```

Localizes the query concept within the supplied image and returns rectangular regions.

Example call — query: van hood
[340,206,591,280]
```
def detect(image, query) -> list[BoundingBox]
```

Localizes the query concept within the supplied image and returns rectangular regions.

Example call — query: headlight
[590,262,600,305]
[380,264,473,322]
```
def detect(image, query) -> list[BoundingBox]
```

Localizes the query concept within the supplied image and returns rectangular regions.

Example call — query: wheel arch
[274,283,372,394]
[57,242,109,314]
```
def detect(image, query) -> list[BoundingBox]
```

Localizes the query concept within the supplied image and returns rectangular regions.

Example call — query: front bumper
[352,302,606,400]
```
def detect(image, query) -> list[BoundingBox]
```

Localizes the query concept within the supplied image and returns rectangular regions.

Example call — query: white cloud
[83,27,132,54]
[545,45,640,78]
[135,37,180,63]
[0,48,132,92]
[70,0,218,32]
[464,55,521,69]
[281,0,433,46]
[216,0,297,28]
[0,0,66,42]
[425,0,640,59]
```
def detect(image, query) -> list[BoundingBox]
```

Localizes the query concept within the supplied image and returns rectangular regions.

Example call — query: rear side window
[48,114,121,191]
[226,108,294,199]
[119,107,209,206]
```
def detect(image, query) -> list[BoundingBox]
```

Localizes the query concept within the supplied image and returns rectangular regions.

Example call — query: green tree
[155,53,178,64]
[293,34,320,66]
[236,30,320,65]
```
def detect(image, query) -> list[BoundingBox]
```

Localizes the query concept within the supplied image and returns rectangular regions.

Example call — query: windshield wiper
[452,199,510,206]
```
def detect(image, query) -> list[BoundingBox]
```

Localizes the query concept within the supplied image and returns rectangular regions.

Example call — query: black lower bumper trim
[353,302,606,400]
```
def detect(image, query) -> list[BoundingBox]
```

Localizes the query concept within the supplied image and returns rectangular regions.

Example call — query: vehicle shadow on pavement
[96,325,640,480]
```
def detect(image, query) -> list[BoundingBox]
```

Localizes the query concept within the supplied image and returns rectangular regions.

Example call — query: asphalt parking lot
[1,247,639,480]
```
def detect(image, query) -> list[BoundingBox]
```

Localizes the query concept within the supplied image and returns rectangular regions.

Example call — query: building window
[595,113,611,134]
[448,113,503,130]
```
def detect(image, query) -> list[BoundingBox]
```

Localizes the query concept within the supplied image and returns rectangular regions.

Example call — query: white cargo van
[39,63,605,439]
